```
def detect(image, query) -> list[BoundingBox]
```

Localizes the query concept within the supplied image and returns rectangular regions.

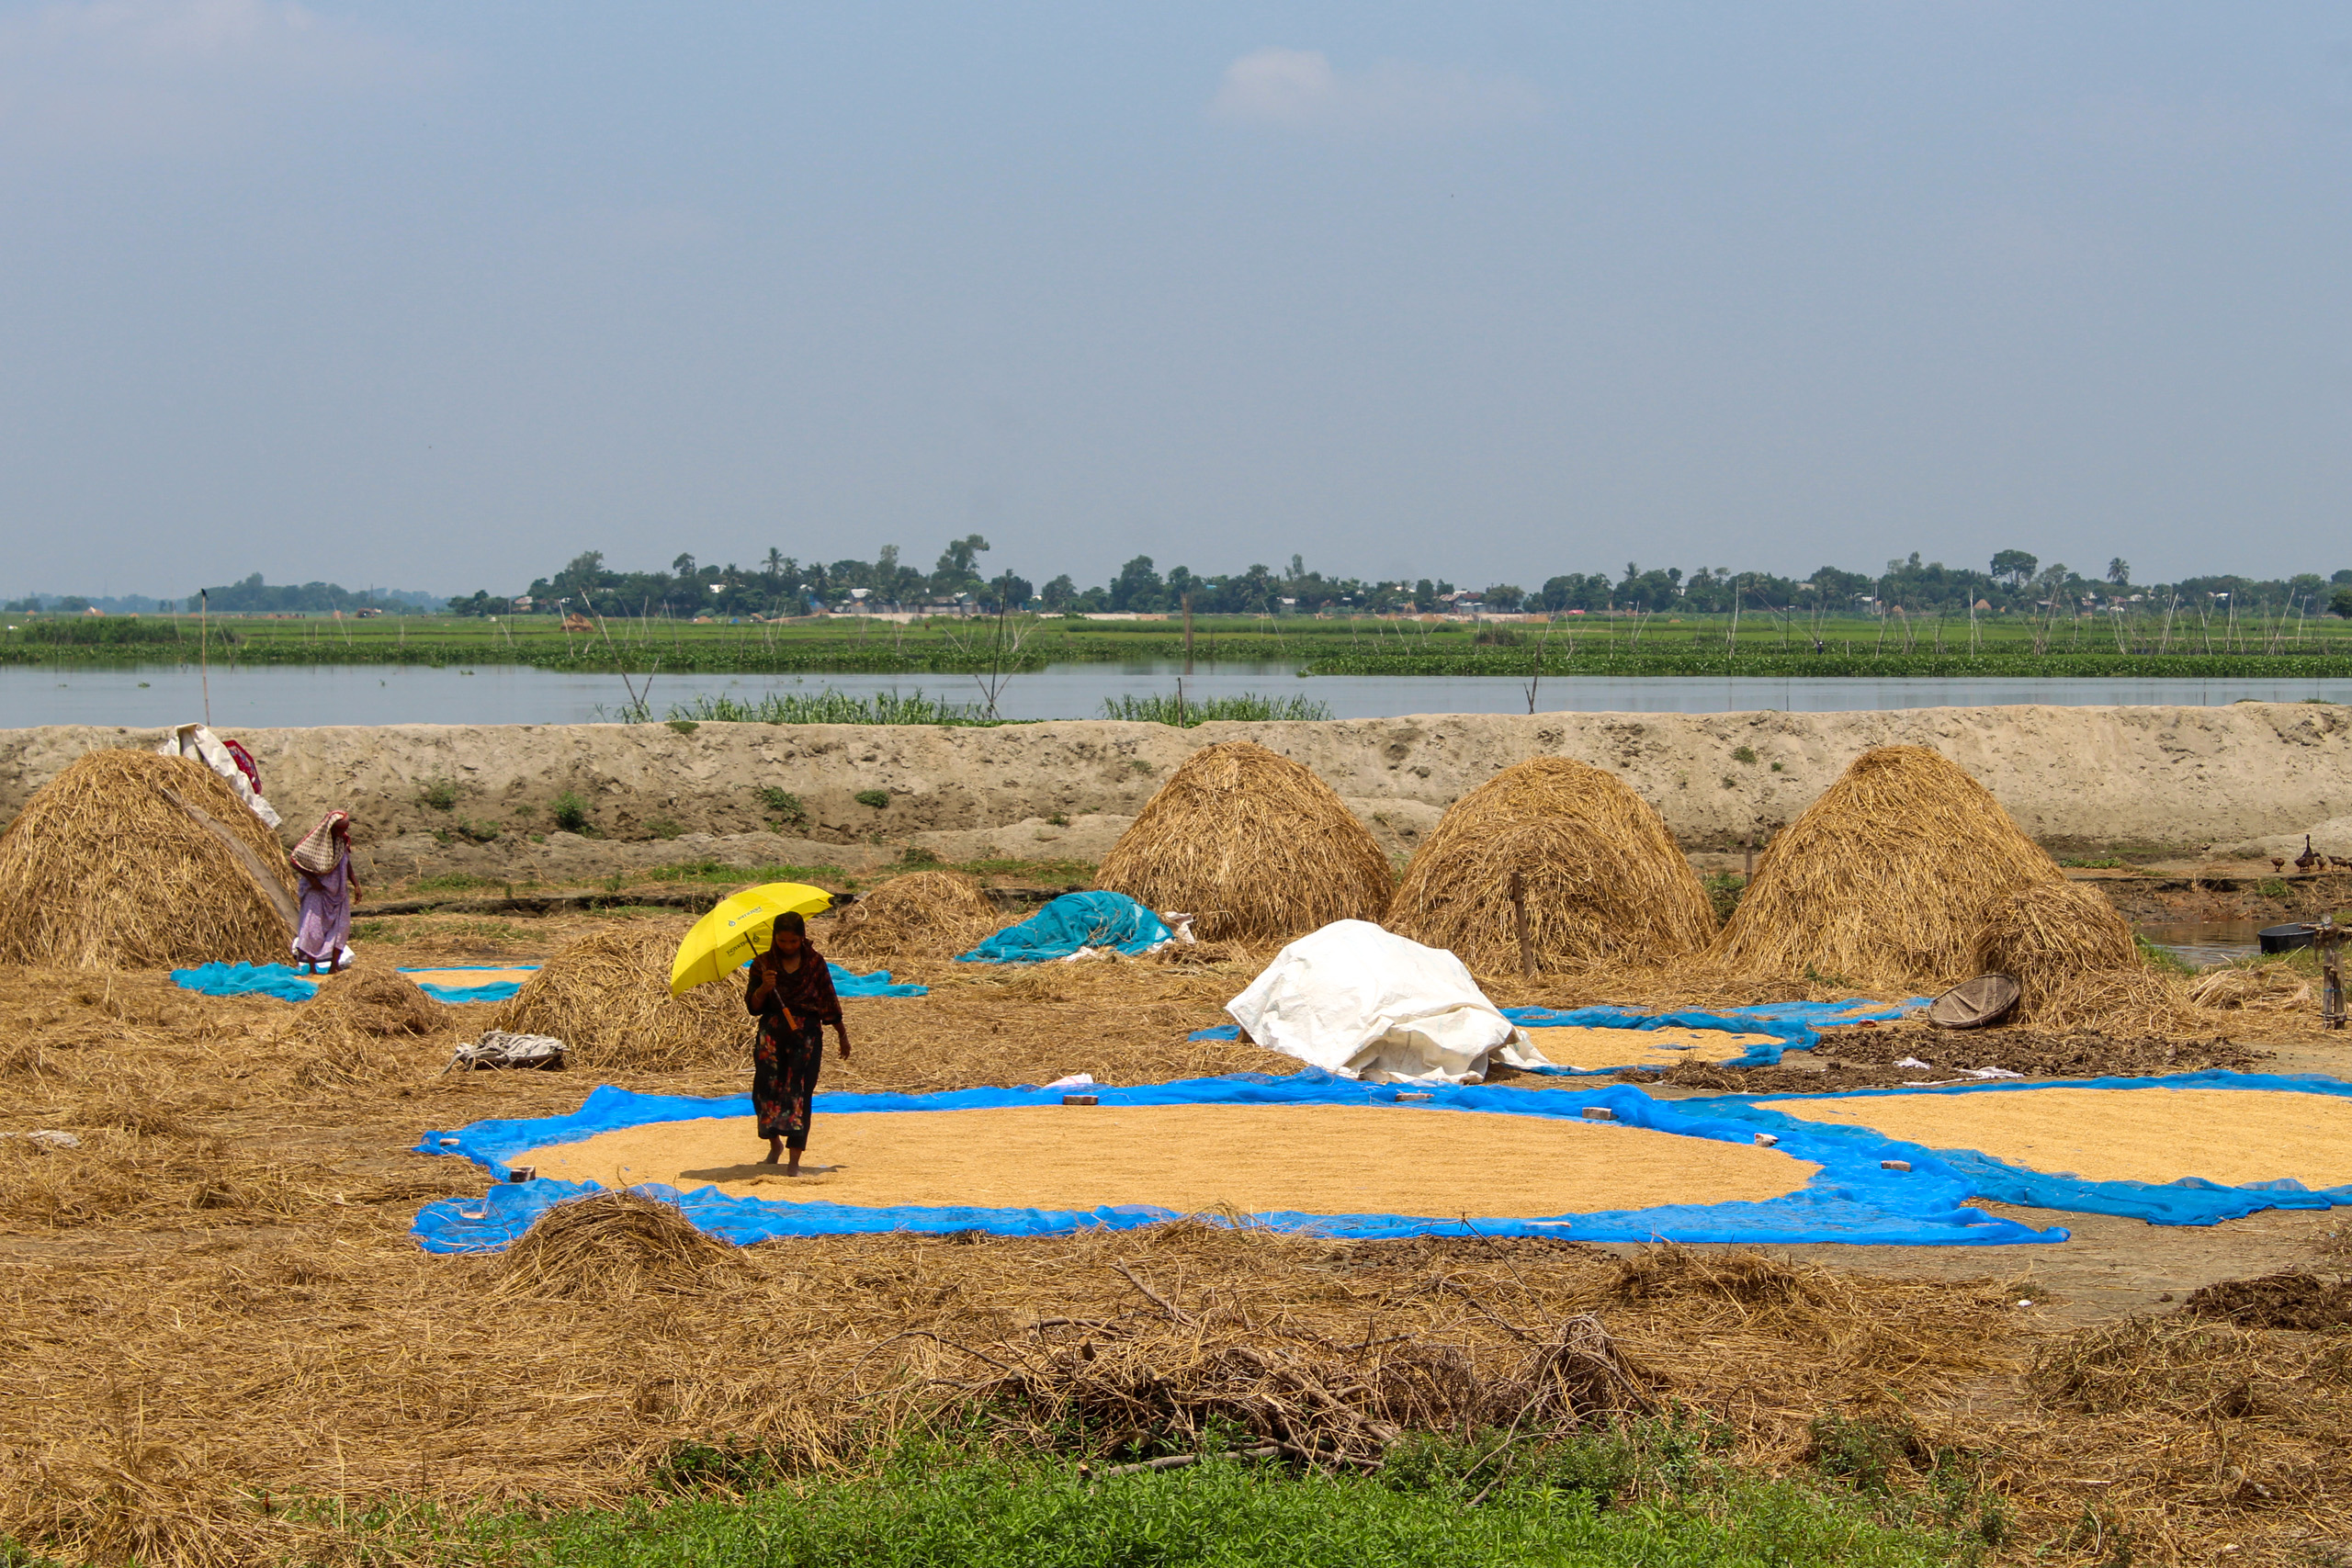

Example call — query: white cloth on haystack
[155,722,280,829]
[1224,919,1555,1086]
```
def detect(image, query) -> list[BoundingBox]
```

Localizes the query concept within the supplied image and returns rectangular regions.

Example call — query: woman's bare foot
[785,1156,802,1177]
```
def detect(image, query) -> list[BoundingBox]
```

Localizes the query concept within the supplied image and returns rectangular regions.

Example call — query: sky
[0,1,2346,602]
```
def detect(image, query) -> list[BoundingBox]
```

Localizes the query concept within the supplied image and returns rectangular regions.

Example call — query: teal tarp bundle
[410,1071,2059,1254]
[957,891,1171,964]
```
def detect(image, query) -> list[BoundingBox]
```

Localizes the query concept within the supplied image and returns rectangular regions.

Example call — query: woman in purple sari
[288,810,360,974]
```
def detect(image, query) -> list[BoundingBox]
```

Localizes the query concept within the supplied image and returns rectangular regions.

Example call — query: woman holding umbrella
[743,911,852,1175]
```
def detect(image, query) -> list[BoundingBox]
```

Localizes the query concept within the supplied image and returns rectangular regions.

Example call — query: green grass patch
[756,785,808,827]
[551,789,594,834]
[408,872,503,893]
[641,861,848,886]
[1700,873,1746,924]
[348,919,409,945]
[402,1443,1973,1568]
[946,856,1096,886]
[854,788,890,809]
[2132,934,2198,976]
[672,688,997,726]
[2058,856,2126,869]
[1100,691,1335,726]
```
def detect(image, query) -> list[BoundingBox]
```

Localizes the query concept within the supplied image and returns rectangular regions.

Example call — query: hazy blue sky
[1,1,2346,600]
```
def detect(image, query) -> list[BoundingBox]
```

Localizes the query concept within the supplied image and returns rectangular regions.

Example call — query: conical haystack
[490,923,748,1072]
[1095,741,1393,942]
[1711,746,2064,991]
[0,748,297,970]
[828,870,1001,959]
[1385,757,1715,976]
[1970,881,2196,1030]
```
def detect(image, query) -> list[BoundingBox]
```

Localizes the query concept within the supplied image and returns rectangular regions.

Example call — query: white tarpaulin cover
[155,722,280,829]
[1225,919,1555,1085]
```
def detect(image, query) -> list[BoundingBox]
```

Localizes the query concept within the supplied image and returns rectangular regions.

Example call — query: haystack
[497,1190,744,1299]
[827,870,1001,960]
[1709,745,2064,991]
[0,747,297,970]
[279,960,450,1086]
[489,923,747,1072]
[1385,758,1715,975]
[1969,881,2195,1029]
[1095,741,1392,942]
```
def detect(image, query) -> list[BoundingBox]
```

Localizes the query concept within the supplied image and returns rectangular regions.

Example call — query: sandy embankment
[4,703,2349,881]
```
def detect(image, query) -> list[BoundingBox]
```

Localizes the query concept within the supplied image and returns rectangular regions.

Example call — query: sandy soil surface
[13,702,2352,862]
[520,1102,1818,1216]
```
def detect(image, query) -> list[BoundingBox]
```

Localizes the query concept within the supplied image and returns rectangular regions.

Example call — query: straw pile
[497,1190,744,1300]
[826,871,1001,960]
[489,923,747,1072]
[1385,758,1715,975]
[2186,963,2315,1013]
[277,961,450,1087]
[1095,741,1393,942]
[1710,745,2067,991]
[0,748,297,970]
[1968,881,2195,1028]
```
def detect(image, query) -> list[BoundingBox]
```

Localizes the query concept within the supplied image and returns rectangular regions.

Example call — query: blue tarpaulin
[956,891,1171,964]
[409,1071,2061,1253]
[1187,997,1930,1071]
[1672,1071,2352,1226]
[173,959,922,1004]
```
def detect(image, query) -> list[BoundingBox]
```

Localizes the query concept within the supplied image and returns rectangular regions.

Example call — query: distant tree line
[445,542,2352,622]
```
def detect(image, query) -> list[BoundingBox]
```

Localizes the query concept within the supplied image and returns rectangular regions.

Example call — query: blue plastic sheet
[828,964,926,998]
[173,959,919,1004]
[410,1071,2061,1253]
[170,961,319,1002]
[956,891,1171,964]
[1672,1071,2352,1226]
[1187,997,1929,1072]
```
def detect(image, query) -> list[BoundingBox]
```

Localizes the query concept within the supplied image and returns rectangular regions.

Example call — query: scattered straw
[1385,758,1716,976]
[1096,741,1393,942]
[489,923,748,1072]
[0,749,296,969]
[826,870,1001,960]
[519,1102,1820,1216]
[1709,746,2068,991]
[1771,1084,2352,1188]
[2187,962,2315,1013]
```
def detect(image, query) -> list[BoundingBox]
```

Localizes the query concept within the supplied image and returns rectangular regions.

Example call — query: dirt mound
[0,748,297,969]
[1096,740,1393,942]
[2183,1272,2352,1331]
[1385,757,1714,976]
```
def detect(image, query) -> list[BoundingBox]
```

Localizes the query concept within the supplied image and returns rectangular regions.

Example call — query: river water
[6,662,2351,729]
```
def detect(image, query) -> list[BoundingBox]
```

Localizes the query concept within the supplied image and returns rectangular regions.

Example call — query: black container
[2259,922,2318,954]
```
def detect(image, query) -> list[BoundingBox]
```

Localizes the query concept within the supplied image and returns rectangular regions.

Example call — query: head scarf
[290,810,350,874]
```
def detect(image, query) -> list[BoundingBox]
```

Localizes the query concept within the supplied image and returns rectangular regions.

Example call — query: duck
[2297,835,2323,874]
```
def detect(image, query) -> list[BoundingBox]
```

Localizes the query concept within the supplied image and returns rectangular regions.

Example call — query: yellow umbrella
[669,882,833,998]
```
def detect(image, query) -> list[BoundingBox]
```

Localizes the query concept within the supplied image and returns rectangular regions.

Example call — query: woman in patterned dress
[742,911,851,1175]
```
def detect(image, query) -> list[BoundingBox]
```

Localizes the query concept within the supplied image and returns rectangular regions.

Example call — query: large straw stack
[1095,741,1393,942]
[0,748,297,970]
[827,871,1001,960]
[1970,881,2196,1030]
[490,924,748,1072]
[1711,746,2067,991]
[1385,758,1716,976]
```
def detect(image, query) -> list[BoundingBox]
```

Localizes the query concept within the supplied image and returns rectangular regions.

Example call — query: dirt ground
[9,902,2352,1564]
